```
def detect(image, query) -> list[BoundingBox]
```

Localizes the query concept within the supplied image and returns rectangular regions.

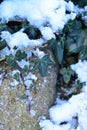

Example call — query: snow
[40,27,55,40]
[30,109,36,117]
[71,60,87,85]
[0,0,79,43]
[17,59,29,69]
[33,48,45,59]
[0,0,81,60]
[0,0,76,28]
[24,72,37,81]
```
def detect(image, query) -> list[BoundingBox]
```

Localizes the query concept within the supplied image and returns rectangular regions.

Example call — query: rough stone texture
[0,65,57,130]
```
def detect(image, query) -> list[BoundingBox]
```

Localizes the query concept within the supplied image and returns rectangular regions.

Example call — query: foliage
[23,23,41,39]
[0,10,86,99]
[0,40,6,50]
[15,50,27,61]
[47,18,87,84]
[13,72,20,82]
[60,67,74,83]
[6,54,17,69]
[71,0,87,8]
[47,38,64,65]
[32,55,54,76]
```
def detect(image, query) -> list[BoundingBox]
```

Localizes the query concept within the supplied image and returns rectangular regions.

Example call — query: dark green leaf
[0,40,6,50]
[48,39,63,64]
[15,50,27,61]
[24,25,41,39]
[22,65,29,73]
[71,0,87,7]
[32,55,54,76]
[57,43,63,64]
[13,72,20,81]
[6,54,17,68]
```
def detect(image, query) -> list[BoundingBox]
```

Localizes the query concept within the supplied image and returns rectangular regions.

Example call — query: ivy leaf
[13,72,20,82]
[60,67,74,83]
[22,65,29,73]
[32,55,54,76]
[24,25,41,39]
[6,54,17,69]
[0,40,6,50]
[15,50,27,61]
[48,38,63,64]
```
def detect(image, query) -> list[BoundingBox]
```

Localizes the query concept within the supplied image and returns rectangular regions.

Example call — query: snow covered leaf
[32,55,54,76]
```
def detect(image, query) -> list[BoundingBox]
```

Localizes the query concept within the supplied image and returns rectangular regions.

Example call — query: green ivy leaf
[22,65,29,73]
[15,50,27,61]
[32,55,54,76]
[6,54,17,69]
[13,72,20,82]
[48,39,63,64]
[60,67,74,83]
[24,24,41,39]
[0,40,6,50]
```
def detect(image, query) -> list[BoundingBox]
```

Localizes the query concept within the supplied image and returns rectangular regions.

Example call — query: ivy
[47,38,63,65]
[32,55,54,76]
[23,23,41,39]
[6,54,17,69]
[13,72,20,82]
[0,40,6,50]
[15,50,27,61]
[60,67,74,83]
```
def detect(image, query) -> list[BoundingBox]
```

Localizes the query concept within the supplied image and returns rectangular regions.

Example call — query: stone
[0,65,57,130]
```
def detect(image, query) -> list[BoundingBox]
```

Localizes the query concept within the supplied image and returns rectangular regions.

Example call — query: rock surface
[0,65,57,130]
